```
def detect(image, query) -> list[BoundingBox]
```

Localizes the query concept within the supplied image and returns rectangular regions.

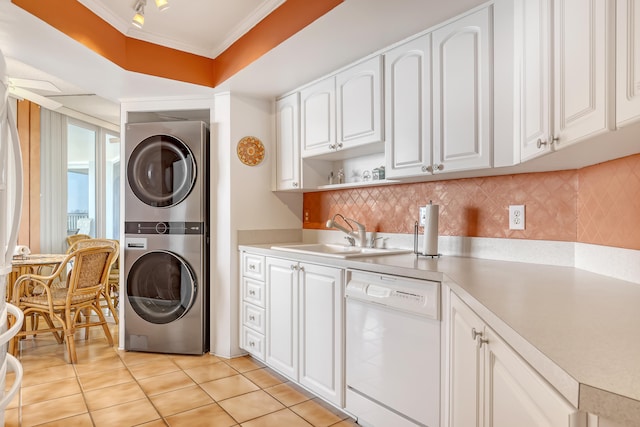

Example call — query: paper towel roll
[13,245,30,257]
[422,203,439,256]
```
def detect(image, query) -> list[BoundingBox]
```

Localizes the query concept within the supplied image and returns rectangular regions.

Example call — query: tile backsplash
[303,153,640,251]
[578,154,640,250]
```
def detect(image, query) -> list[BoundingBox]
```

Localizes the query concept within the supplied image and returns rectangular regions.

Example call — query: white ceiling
[0,0,487,127]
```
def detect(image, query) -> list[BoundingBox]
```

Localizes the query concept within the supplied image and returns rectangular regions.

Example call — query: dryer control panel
[125,221,204,235]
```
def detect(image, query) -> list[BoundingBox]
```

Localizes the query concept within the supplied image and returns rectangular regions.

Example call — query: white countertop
[239,244,640,424]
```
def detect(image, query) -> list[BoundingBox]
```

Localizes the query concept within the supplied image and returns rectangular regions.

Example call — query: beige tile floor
[4,319,357,427]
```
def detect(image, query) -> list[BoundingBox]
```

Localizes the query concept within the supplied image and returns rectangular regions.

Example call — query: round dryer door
[127,134,196,208]
[126,250,196,324]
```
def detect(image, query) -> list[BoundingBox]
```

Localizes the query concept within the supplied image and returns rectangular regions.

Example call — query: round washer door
[127,134,196,208]
[127,250,196,324]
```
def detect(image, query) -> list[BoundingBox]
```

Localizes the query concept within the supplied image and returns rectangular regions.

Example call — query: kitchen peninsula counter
[240,244,640,425]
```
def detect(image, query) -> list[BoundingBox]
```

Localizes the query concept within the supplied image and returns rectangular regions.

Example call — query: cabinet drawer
[243,278,265,308]
[243,252,265,280]
[242,327,265,361]
[242,302,265,334]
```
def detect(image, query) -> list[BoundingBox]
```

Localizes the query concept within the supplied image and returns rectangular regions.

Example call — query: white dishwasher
[345,270,440,427]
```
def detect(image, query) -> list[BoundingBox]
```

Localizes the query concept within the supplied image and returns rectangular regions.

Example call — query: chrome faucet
[326,213,367,247]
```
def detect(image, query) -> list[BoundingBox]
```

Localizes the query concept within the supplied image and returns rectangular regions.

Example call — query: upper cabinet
[301,56,383,160]
[385,7,493,180]
[514,0,553,162]
[336,56,384,150]
[275,93,301,191]
[616,0,640,127]
[275,0,638,192]
[432,7,493,173]
[384,35,432,179]
[300,77,336,158]
[506,0,612,161]
[552,0,611,147]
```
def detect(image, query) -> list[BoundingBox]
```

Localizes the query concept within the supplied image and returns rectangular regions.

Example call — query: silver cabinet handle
[472,328,489,348]
[434,164,444,171]
[249,315,256,321]
[337,142,343,149]
[248,264,256,270]
[249,341,255,347]
[422,165,430,173]
[471,328,482,340]
[248,290,256,296]
[536,138,547,149]
[329,143,336,150]
[292,182,299,188]
[290,264,298,271]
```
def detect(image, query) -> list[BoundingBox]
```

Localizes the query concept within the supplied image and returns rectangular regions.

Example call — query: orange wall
[303,153,640,250]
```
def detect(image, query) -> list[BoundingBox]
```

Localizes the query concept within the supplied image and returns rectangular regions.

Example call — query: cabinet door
[449,293,485,427]
[337,56,383,149]
[384,35,433,178]
[265,257,298,380]
[275,93,301,190]
[433,7,492,173]
[553,0,610,146]
[517,0,553,161]
[298,263,344,406]
[616,0,640,127]
[301,77,336,157]
[484,327,584,427]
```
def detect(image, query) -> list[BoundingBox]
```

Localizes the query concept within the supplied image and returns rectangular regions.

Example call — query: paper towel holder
[413,221,442,258]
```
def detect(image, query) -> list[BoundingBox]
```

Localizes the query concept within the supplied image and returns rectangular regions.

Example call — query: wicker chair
[67,239,120,324]
[66,233,91,249]
[10,245,116,363]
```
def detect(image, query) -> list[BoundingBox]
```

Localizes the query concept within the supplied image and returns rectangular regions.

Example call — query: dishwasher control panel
[345,270,440,319]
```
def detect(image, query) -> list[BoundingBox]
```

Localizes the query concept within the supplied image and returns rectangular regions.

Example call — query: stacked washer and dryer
[123,121,209,355]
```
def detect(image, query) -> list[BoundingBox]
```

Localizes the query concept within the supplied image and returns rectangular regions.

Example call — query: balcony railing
[67,212,89,234]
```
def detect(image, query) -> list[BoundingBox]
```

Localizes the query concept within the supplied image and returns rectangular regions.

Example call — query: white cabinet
[448,292,584,427]
[336,55,383,150]
[616,0,640,127]
[514,0,553,161]
[301,77,336,158]
[384,34,432,178]
[553,0,611,147]
[265,257,344,406]
[265,257,298,378]
[301,57,383,159]
[240,252,267,361]
[506,0,611,161]
[298,262,344,405]
[432,7,493,173]
[275,93,300,190]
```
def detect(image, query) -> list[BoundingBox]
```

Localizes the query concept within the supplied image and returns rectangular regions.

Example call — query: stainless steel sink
[270,243,412,259]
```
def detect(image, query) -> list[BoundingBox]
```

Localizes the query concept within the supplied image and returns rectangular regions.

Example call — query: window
[66,119,120,239]
[40,112,120,253]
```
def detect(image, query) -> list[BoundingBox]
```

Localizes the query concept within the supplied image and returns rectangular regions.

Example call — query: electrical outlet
[419,206,427,226]
[509,205,525,230]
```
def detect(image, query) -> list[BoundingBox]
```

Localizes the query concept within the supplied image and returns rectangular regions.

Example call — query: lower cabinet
[265,256,344,407]
[448,291,585,427]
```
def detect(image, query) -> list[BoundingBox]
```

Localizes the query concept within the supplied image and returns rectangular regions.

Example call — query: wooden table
[8,254,67,301]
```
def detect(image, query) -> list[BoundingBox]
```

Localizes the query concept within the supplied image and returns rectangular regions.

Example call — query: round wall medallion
[237,136,265,166]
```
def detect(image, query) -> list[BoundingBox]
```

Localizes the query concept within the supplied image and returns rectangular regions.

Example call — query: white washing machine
[124,121,209,354]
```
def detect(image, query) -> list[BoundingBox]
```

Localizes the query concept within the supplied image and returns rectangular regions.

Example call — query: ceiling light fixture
[155,0,170,12]
[131,0,170,28]
[132,0,145,29]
